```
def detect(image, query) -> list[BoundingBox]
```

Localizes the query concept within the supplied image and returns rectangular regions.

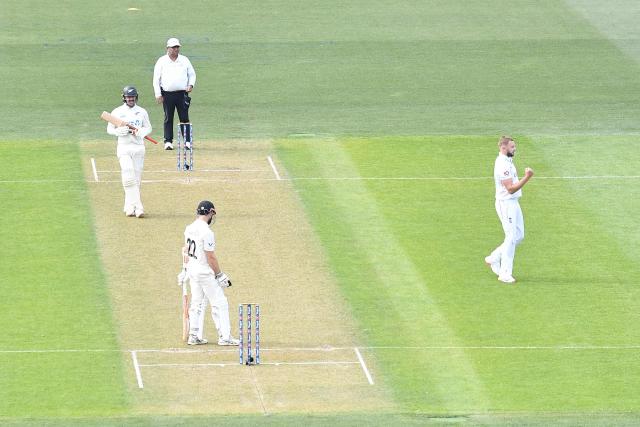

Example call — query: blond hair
[498,135,514,147]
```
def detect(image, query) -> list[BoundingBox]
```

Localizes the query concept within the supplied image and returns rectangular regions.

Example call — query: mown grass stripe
[283,138,491,412]
[0,141,127,417]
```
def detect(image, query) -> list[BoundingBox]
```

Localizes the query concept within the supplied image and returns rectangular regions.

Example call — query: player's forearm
[136,124,152,139]
[206,251,221,275]
[508,175,531,193]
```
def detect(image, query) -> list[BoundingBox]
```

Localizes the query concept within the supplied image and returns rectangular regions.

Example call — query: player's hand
[115,126,130,136]
[129,126,139,136]
[525,167,534,178]
[177,269,188,286]
[156,96,163,104]
[186,85,193,93]
[215,272,232,288]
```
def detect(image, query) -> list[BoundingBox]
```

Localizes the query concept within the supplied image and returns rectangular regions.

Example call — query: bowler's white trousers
[188,272,231,340]
[488,198,525,278]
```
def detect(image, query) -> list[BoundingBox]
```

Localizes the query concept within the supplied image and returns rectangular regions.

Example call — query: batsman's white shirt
[153,54,196,97]
[494,153,522,200]
[106,104,152,146]
[184,219,216,278]
[183,218,233,341]
[106,103,151,214]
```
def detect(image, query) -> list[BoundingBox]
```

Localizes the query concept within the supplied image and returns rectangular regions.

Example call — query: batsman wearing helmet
[180,200,239,346]
[106,86,152,217]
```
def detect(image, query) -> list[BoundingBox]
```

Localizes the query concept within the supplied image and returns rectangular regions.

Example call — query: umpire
[153,37,196,150]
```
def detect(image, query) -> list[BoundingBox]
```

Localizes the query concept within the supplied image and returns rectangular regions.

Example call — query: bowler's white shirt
[494,153,522,200]
[153,54,196,97]
[106,104,151,145]
[184,219,216,276]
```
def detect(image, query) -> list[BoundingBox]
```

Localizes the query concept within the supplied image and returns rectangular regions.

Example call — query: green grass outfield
[0,142,128,417]
[2,0,640,424]
[275,135,640,413]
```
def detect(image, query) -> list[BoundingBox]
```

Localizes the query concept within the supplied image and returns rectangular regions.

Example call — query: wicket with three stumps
[239,303,260,365]
[176,123,194,171]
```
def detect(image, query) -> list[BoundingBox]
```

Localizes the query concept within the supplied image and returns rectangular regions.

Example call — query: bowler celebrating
[485,136,534,283]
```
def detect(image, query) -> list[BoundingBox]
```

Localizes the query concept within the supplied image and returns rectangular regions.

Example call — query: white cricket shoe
[164,141,174,150]
[125,209,135,217]
[498,275,516,284]
[218,336,240,346]
[187,335,208,345]
[485,256,500,276]
[135,210,144,218]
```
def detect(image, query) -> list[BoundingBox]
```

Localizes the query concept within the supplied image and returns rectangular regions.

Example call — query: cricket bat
[182,281,190,342]
[181,247,190,342]
[100,111,159,144]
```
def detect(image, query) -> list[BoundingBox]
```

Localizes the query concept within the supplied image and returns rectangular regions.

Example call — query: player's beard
[207,215,216,225]
[506,151,515,157]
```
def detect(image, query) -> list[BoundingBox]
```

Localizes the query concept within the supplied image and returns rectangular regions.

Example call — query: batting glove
[115,126,130,136]
[215,272,232,288]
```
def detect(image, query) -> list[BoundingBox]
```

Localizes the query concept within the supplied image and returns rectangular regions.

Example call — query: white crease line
[292,175,640,181]
[96,169,268,173]
[0,179,83,183]
[354,347,374,385]
[90,158,99,182]
[131,351,144,389]
[0,349,121,353]
[267,156,282,180]
[4,344,640,354]
[2,175,640,185]
[140,361,360,367]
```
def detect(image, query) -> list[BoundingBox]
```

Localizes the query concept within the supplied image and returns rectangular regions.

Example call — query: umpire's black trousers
[161,89,191,143]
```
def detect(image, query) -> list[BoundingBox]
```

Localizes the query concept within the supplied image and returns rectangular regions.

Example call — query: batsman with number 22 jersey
[182,200,239,346]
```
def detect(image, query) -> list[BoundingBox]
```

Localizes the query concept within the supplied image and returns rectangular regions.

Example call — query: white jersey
[106,104,152,146]
[494,153,522,200]
[184,218,216,277]
[153,54,196,97]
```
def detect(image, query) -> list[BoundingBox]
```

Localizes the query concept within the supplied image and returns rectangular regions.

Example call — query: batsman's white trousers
[188,273,231,340]
[489,198,525,278]
[117,143,145,213]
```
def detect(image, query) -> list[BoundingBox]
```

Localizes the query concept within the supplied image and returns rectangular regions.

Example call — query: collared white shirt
[106,104,151,145]
[184,218,216,276]
[494,153,522,200]
[153,54,196,97]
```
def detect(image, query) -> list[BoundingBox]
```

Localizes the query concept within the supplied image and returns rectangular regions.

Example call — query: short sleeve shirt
[494,153,521,200]
[184,219,216,275]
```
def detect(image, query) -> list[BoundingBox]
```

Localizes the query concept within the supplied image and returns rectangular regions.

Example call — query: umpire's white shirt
[184,219,216,278]
[494,154,522,200]
[153,54,196,97]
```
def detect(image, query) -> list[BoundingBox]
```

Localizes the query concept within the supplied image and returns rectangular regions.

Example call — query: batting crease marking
[90,158,99,182]
[140,361,360,367]
[354,347,374,385]
[4,344,640,354]
[267,156,282,180]
[131,350,144,389]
